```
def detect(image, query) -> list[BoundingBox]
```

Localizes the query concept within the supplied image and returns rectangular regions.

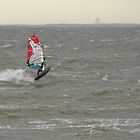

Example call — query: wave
[0,44,12,48]
[0,118,139,136]
[28,118,140,135]
[0,69,34,83]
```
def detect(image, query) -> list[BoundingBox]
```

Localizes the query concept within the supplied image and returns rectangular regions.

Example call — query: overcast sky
[0,0,140,24]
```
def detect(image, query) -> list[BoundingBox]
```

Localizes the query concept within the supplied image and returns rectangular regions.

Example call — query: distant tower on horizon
[95,17,100,24]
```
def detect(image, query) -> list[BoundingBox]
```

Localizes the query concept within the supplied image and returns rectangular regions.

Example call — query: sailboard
[34,65,51,80]
[26,34,51,80]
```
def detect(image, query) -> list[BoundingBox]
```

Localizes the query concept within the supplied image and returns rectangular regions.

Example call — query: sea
[0,24,140,140]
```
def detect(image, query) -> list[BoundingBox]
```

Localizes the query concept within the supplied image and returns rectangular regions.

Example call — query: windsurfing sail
[27,34,44,69]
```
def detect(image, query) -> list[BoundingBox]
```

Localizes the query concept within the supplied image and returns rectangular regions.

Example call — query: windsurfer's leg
[37,62,44,75]
[41,62,45,71]
[37,70,39,75]
[37,69,42,75]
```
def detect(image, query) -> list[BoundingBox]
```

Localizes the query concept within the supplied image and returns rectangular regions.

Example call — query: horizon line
[0,23,140,26]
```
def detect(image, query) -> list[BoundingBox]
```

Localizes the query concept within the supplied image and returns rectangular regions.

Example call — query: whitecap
[0,44,12,48]
[102,74,108,81]
[89,39,95,42]
[73,47,79,50]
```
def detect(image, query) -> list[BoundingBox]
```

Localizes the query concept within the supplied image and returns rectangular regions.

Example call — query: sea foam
[0,69,34,83]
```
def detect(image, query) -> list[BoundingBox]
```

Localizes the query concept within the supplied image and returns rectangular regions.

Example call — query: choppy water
[0,24,140,140]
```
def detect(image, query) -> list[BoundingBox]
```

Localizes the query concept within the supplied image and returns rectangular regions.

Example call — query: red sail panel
[27,43,32,62]
[30,36,40,44]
